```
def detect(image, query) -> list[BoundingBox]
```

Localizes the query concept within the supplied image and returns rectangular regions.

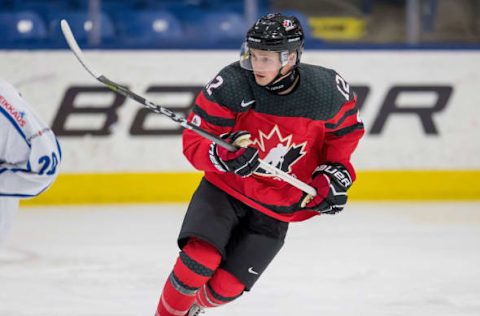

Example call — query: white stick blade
[60,19,101,79]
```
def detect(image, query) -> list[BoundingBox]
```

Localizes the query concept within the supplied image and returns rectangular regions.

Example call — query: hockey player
[0,79,61,244]
[155,13,364,316]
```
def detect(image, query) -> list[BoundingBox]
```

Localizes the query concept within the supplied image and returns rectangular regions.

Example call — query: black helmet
[246,13,304,53]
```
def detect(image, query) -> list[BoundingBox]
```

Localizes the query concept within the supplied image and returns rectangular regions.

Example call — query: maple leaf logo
[252,125,307,176]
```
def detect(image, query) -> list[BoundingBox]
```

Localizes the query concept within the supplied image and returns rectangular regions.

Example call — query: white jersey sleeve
[0,79,61,197]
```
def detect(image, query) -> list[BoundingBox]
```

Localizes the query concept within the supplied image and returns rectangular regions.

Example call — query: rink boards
[0,50,478,203]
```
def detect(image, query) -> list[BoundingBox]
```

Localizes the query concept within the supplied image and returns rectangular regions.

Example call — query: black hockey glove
[301,163,353,214]
[209,131,260,177]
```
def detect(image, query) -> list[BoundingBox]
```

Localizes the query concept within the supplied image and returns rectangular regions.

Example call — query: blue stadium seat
[114,10,183,46]
[203,0,270,14]
[48,11,115,45]
[0,11,47,43]
[12,0,74,19]
[0,0,14,9]
[76,0,147,12]
[147,1,204,19]
[183,11,247,47]
[206,11,246,42]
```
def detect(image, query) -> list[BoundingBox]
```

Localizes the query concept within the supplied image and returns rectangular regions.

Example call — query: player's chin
[253,73,270,86]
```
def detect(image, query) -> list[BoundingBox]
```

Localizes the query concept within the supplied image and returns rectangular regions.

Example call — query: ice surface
[1,202,479,316]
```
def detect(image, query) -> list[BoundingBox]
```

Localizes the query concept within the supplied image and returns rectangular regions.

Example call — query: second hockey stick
[60,19,316,197]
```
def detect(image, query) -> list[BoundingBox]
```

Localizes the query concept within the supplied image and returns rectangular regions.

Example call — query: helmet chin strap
[264,67,298,94]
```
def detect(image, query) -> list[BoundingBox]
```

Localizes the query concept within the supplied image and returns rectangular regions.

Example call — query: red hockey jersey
[183,62,364,222]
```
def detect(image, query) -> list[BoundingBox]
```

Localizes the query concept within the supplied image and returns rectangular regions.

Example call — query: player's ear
[287,52,297,66]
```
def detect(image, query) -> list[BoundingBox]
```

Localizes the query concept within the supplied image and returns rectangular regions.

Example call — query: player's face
[250,49,283,86]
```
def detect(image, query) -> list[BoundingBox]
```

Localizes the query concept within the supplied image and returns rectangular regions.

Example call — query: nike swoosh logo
[241,99,256,107]
[248,267,259,275]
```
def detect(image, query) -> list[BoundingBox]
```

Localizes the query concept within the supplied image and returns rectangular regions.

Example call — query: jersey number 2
[38,153,59,175]
[206,76,224,95]
[336,74,350,101]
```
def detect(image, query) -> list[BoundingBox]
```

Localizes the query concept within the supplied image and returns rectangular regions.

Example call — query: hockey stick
[60,19,316,197]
